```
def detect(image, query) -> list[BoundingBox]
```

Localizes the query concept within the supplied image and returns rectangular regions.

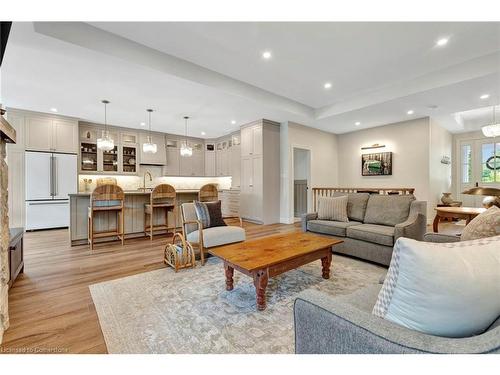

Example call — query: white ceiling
[1,21,500,137]
[91,22,500,108]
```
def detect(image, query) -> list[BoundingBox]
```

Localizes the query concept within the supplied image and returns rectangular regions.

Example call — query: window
[461,144,472,183]
[481,142,500,183]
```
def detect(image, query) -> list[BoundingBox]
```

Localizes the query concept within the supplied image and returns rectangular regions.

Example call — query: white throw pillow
[460,205,500,241]
[317,195,349,222]
[372,236,500,338]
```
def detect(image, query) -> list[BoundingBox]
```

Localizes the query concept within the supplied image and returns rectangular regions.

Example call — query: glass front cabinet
[79,125,139,175]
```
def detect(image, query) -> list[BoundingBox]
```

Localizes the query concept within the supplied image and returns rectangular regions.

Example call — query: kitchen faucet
[142,170,153,191]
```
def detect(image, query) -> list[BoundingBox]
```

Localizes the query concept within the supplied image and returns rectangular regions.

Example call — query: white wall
[337,118,433,218]
[280,121,338,223]
[293,148,309,181]
[429,119,453,212]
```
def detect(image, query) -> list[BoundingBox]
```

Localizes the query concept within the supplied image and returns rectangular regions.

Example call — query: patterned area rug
[90,255,386,353]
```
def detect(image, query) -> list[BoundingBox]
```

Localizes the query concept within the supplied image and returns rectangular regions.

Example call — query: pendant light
[142,108,157,154]
[180,116,193,157]
[482,105,500,137]
[97,100,114,151]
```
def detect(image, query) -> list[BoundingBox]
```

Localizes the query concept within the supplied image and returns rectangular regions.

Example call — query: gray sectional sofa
[302,193,427,266]
[294,284,500,354]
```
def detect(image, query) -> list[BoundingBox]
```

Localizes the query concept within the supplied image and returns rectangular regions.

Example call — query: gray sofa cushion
[307,220,363,237]
[363,195,415,226]
[332,192,370,222]
[347,224,395,246]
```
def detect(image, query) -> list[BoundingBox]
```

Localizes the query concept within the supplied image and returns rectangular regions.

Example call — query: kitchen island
[69,190,199,246]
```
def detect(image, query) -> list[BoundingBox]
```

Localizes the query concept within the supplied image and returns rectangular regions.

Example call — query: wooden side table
[433,207,486,233]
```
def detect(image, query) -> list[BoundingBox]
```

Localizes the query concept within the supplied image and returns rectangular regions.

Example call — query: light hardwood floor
[1,220,462,354]
[0,220,301,354]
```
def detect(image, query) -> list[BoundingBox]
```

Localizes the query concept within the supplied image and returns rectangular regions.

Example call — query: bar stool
[88,184,125,250]
[198,183,218,202]
[144,184,177,241]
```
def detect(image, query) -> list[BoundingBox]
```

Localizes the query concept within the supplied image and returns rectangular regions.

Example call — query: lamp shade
[481,124,500,137]
[462,187,500,196]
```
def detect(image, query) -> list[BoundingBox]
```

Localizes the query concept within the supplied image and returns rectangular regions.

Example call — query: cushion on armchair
[460,205,500,241]
[193,200,227,228]
[373,235,500,338]
[186,226,245,248]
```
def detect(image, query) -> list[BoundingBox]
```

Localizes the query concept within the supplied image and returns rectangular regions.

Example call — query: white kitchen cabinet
[53,120,79,153]
[180,150,204,176]
[239,120,280,224]
[139,133,166,165]
[230,143,241,189]
[25,117,53,152]
[165,147,180,176]
[240,123,263,157]
[26,115,78,153]
[205,149,216,176]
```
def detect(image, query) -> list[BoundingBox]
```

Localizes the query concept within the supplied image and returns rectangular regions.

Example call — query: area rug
[89,255,386,353]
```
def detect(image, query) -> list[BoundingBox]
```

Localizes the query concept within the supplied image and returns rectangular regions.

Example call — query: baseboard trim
[280,217,295,224]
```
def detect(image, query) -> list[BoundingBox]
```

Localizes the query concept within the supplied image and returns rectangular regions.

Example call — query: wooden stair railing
[312,187,415,211]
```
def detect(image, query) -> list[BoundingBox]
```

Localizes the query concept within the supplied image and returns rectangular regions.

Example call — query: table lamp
[462,187,500,208]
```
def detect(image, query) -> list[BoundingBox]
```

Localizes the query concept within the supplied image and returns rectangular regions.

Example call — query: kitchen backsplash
[79,166,232,192]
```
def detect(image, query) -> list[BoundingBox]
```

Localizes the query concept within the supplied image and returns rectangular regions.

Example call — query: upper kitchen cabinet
[139,132,166,165]
[164,139,180,176]
[179,140,204,176]
[240,122,263,157]
[25,114,78,153]
[204,142,216,176]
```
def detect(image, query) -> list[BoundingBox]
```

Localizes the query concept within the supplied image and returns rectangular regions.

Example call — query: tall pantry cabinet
[239,119,280,224]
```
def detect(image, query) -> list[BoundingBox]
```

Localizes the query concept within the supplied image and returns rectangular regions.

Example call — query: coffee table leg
[321,251,332,279]
[224,262,234,291]
[433,214,440,232]
[253,269,269,311]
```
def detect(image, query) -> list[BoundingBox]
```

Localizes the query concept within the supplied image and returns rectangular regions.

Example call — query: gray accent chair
[180,202,245,265]
[302,193,427,266]
[294,232,500,354]
[294,286,500,354]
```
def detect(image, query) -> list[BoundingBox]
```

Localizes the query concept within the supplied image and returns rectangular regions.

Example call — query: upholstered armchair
[294,285,500,354]
[180,202,246,265]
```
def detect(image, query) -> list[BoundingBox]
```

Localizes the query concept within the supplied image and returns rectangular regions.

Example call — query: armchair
[294,286,500,354]
[180,202,245,265]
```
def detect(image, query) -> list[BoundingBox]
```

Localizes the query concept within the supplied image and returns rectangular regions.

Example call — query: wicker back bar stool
[88,184,125,250]
[144,184,177,241]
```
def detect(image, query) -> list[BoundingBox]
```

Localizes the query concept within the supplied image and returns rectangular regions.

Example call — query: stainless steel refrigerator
[25,151,77,230]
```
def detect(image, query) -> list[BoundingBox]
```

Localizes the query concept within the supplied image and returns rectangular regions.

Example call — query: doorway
[458,137,500,207]
[293,148,311,220]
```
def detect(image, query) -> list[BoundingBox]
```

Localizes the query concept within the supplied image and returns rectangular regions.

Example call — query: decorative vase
[441,192,454,205]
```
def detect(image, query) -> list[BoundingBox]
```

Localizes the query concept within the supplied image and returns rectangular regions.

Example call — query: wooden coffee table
[208,232,343,311]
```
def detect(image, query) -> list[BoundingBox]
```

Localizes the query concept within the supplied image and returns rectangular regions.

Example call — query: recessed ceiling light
[480,94,490,100]
[50,107,58,113]
[436,38,449,47]
[407,110,415,115]
[231,120,236,125]
[355,121,361,126]
[201,131,206,136]
[140,122,146,126]
[324,82,332,89]
[262,51,272,59]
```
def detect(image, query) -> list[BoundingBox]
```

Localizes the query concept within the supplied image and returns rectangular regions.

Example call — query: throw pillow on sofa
[317,195,349,222]
[193,200,227,229]
[372,235,500,338]
[460,205,500,241]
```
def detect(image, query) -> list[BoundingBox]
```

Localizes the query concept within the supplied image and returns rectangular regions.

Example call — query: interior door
[458,139,500,207]
[25,151,52,200]
[53,153,77,200]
